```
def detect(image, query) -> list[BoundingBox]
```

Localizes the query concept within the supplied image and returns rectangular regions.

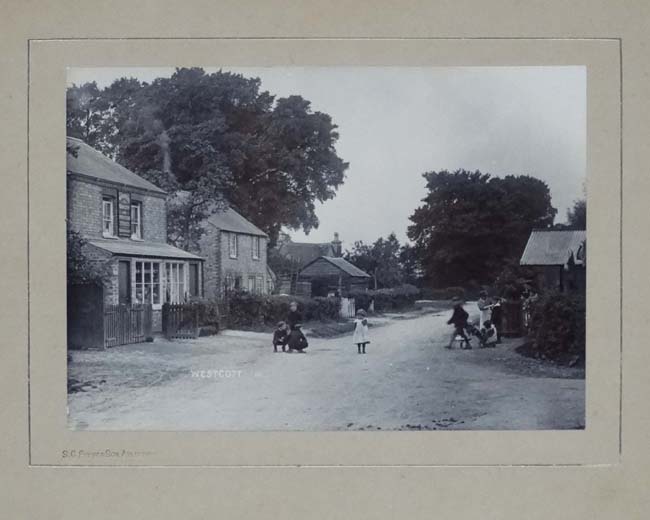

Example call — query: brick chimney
[331,232,342,257]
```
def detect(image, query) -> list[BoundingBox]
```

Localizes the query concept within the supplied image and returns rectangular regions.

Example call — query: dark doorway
[189,262,199,297]
[118,261,131,304]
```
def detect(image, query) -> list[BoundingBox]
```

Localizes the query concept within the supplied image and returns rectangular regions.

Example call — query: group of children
[447,291,502,349]
[272,302,370,354]
[272,293,503,354]
[272,301,309,353]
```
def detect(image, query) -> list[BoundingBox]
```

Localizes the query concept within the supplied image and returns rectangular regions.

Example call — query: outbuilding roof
[301,256,371,278]
[277,241,335,266]
[206,207,268,237]
[67,137,166,195]
[87,238,203,260]
[520,229,586,266]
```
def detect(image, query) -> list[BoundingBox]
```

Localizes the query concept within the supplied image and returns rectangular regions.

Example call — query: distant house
[298,256,371,297]
[67,137,204,333]
[520,229,586,293]
[276,232,343,267]
[274,232,344,294]
[198,207,271,299]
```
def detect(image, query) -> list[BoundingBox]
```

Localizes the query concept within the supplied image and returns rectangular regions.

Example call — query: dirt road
[68,308,585,431]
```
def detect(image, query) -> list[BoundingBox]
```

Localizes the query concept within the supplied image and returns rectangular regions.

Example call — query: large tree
[407,170,556,287]
[345,233,405,289]
[67,68,349,249]
[566,198,586,229]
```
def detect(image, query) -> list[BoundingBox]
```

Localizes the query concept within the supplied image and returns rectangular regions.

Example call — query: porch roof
[88,238,203,260]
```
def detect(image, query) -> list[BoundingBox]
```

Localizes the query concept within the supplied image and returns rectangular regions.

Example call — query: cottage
[298,256,371,297]
[198,207,271,299]
[520,229,586,293]
[67,137,204,333]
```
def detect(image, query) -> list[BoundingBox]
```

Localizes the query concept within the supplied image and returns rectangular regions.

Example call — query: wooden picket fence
[104,304,152,348]
[340,297,356,319]
[162,303,200,339]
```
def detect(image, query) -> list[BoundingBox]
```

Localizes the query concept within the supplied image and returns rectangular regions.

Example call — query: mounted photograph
[65,66,586,431]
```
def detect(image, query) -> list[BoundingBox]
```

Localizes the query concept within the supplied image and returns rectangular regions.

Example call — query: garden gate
[163,303,200,339]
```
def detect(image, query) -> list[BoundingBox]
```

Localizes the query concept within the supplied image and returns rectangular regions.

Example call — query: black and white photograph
[65,65,586,431]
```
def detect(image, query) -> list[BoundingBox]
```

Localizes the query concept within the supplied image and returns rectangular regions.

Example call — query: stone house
[67,137,204,332]
[198,207,271,299]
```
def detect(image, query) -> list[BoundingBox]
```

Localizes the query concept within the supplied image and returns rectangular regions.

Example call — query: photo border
[27,37,621,467]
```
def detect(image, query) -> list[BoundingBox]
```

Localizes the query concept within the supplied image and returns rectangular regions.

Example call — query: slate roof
[520,229,586,266]
[277,241,335,266]
[206,207,268,237]
[302,256,371,278]
[66,137,166,195]
[87,238,203,260]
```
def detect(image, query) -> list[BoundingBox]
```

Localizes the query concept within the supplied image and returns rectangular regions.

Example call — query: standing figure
[353,309,370,354]
[447,298,472,349]
[489,297,503,343]
[477,290,492,328]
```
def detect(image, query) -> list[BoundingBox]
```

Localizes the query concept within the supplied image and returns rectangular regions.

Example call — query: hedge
[350,284,421,312]
[528,291,585,363]
[226,292,340,327]
[420,286,467,301]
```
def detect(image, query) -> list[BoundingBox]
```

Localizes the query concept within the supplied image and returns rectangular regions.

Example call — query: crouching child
[479,320,498,348]
[273,321,289,353]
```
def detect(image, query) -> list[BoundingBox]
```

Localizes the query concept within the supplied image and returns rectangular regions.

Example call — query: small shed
[520,229,586,293]
[298,256,371,297]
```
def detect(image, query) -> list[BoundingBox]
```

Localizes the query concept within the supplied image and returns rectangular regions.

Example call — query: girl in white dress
[353,309,370,354]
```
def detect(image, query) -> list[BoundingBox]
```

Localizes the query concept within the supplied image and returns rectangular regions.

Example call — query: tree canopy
[67,68,349,249]
[407,170,557,287]
[345,233,410,289]
[566,198,586,229]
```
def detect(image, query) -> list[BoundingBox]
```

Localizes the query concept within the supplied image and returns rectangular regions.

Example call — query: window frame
[164,261,187,304]
[252,236,261,260]
[133,259,162,309]
[130,201,142,240]
[102,197,115,237]
[228,232,238,259]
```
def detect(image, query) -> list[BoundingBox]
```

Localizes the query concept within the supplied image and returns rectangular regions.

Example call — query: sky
[68,66,586,247]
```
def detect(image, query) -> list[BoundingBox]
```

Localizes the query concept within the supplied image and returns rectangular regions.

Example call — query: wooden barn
[298,256,371,297]
[520,229,586,293]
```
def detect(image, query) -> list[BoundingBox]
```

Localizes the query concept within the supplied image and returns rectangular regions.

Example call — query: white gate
[340,297,356,319]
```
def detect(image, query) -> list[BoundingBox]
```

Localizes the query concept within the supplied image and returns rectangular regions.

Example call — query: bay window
[134,260,161,306]
[165,262,186,303]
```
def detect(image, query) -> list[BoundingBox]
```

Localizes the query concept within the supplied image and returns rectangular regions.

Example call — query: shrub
[227,292,340,327]
[418,286,467,301]
[528,291,585,363]
[350,284,421,313]
[192,299,221,327]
